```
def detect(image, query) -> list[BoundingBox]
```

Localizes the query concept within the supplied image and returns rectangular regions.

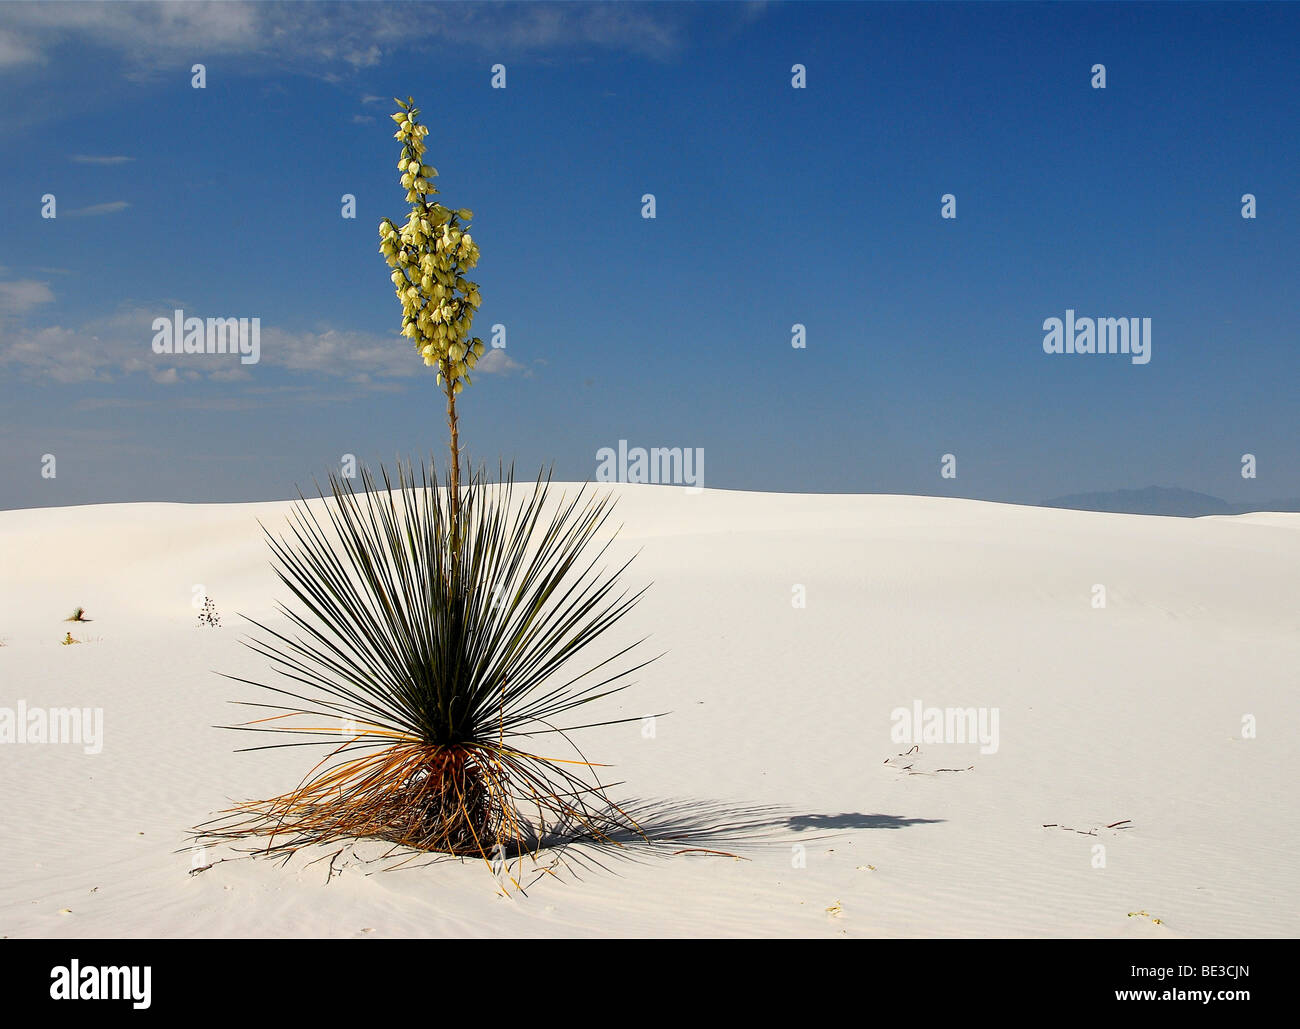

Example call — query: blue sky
[1,1,1296,510]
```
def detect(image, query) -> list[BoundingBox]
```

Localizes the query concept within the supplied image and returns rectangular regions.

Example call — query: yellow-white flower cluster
[379,98,484,394]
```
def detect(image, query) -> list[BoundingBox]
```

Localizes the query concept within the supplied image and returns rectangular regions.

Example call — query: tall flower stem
[443,360,461,540]
[380,97,482,562]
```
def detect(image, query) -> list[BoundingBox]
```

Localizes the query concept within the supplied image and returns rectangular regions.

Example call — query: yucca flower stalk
[379,97,483,530]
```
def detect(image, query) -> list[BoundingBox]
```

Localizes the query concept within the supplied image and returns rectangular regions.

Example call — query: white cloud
[71,154,134,165]
[344,44,381,69]
[0,1,690,80]
[0,324,104,383]
[65,201,130,217]
[0,292,533,386]
[260,326,421,380]
[0,306,235,383]
[0,29,44,67]
[265,329,527,379]
[0,280,54,315]
[474,348,526,375]
[0,304,523,386]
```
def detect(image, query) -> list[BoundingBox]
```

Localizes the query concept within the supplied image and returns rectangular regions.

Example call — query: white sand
[1,486,1297,938]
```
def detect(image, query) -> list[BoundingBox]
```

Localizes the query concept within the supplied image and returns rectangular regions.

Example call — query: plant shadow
[334,798,945,886]
[786,812,945,832]
[511,798,944,882]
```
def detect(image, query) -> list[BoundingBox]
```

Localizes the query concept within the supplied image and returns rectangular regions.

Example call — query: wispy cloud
[0,280,54,315]
[0,324,96,383]
[0,2,692,81]
[65,201,130,217]
[0,28,44,67]
[73,384,338,414]
[475,348,526,376]
[0,305,528,386]
[265,327,524,381]
[262,326,421,382]
[71,154,134,165]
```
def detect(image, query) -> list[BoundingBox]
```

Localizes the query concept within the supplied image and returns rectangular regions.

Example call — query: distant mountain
[1040,486,1300,517]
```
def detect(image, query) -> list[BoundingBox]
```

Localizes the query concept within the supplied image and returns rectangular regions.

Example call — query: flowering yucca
[198,97,657,888]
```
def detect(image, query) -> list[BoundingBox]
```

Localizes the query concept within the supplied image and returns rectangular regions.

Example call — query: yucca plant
[200,462,654,877]
[198,98,657,884]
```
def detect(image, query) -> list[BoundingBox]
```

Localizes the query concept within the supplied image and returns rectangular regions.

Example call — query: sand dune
[2,487,1297,937]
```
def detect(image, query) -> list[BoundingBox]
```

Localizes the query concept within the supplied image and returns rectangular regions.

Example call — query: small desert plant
[65,607,91,622]
[61,632,80,646]
[197,597,221,628]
